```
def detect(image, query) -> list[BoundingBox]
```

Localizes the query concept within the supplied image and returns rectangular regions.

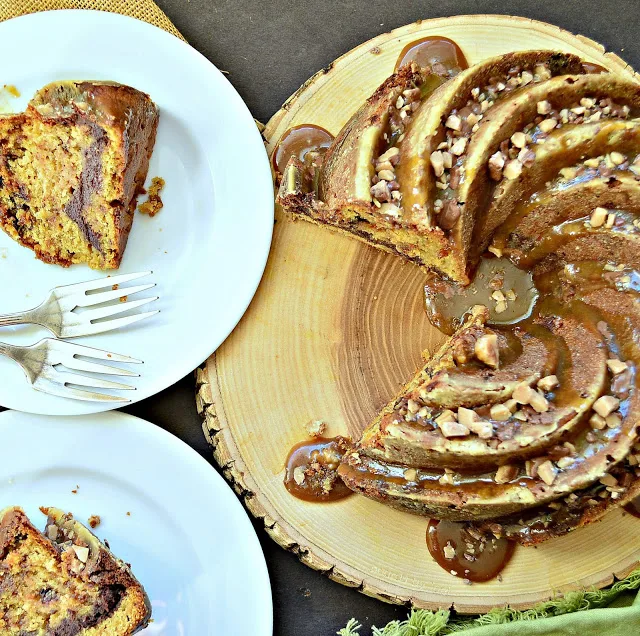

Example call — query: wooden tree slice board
[196,15,640,612]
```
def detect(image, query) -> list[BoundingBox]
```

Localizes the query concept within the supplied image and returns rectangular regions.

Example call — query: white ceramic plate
[0,10,273,415]
[0,410,273,634]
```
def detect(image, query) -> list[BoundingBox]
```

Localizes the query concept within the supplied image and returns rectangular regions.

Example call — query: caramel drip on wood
[395,36,469,75]
[426,520,515,582]
[284,437,353,502]
[272,124,334,176]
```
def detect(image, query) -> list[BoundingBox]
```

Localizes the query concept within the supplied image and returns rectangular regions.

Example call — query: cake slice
[0,506,151,635]
[0,81,159,269]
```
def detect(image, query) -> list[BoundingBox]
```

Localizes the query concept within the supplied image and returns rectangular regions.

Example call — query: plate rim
[0,9,274,416]
[0,408,274,634]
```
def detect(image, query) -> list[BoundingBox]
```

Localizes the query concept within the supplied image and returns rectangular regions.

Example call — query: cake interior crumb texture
[0,506,151,635]
[0,81,159,270]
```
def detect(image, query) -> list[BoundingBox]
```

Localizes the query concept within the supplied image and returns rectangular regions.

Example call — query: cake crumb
[126,511,131,516]
[88,515,101,529]
[305,420,326,437]
[138,177,165,217]
[71,485,79,494]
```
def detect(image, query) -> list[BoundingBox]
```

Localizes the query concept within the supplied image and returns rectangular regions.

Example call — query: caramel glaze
[582,62,609,74]
[426,520,514,582]
[272,124,334,179]
[284,436,353,502]
[624,497,640,518]
[424,257,538,335]
[395,36,469,76]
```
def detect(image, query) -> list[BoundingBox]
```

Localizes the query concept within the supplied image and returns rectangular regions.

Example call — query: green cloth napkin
[339,570,640,635]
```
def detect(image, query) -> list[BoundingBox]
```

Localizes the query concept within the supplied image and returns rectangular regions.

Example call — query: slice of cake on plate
[0,80,159,269]
[0,506,151,634]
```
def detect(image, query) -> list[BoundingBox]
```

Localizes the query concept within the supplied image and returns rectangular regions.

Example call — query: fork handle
[0,309,37,329]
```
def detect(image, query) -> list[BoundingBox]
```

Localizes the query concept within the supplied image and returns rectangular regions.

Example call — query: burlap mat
[0,0,184,39]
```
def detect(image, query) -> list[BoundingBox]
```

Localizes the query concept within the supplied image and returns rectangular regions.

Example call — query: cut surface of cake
[0,80,159,269]
[0,506,151,635]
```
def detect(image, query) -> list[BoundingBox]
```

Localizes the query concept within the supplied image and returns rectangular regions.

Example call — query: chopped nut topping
[589,207,608,228]
[556,456,574,469]
[606,413,622,428]
[72,545,90,563]
[488,151,505,180]
[435,409,457,424]
[430,150,445,177]
[589,413,607,430]
[443,542,456,559]
[439,419,470,438]
[538,118,558,133]
[512,382,536,404]
[491,290,506,302]
[495,464,518,484]
[488,246,503,257]
[445,114,462,130]
[537,375,559,391]
[407,399,421,414]
[504,399,518,413]
[529,391,550,413]
[378,169,395,181]
[293,466,306,486]
[537,100,552,115]
[450,136,468,156]
[404,468,418,482]
[513,410,528,421]
[380,202,401,218]
[378,146,400,163]
[469,420,493,439]
[600,473,618,488]
[439,470,455,485]
[490,404,512,421]
[593,395,620,418]
[457,407,478,427]
[494,300,508,313]
[610,151,626,166]
[510,132,527,148]
[474,333,500,368]
[607,359,628,375]
[537,460,557,485]
[503,159,523,180]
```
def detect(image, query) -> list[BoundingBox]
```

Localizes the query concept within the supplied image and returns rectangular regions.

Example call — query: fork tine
[54,271,153,297]
[82,296,159,322]
[61,311,159,338]
[52,368,135,391]
[74,283,156,308]
[63,356,140,377]
[33,378,130,403]
[51,341,143,364]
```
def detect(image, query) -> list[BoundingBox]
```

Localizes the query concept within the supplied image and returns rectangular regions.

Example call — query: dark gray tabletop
[6,1,640,634]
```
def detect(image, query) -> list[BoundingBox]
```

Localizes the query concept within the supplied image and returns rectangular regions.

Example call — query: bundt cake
[0,506,151,634]
[277,47,640,547]
[0,81,159,269]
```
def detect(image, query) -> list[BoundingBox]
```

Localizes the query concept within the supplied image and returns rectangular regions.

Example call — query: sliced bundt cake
[0,506,151,634]
[0,81,158,269]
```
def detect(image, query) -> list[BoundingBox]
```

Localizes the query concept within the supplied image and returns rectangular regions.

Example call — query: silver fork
[0,271,159,338]
[0,338,142,402]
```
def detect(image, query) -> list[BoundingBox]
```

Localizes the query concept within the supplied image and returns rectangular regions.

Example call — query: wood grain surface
[197,14,640,611]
